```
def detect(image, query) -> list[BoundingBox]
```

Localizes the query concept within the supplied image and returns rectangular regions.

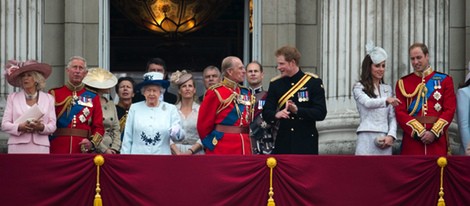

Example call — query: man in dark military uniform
[263,46,327,154]
[246,61,274,154]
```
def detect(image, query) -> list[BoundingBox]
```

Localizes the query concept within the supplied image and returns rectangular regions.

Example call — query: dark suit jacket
[262,70,327,154]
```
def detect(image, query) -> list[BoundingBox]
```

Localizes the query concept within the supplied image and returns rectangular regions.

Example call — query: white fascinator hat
[366,41,388,64]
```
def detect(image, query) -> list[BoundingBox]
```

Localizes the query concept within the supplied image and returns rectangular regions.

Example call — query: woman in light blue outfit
[353,42,401,155]
[169,70,204,155]
[457,63,470,155]
[121,72,183,154]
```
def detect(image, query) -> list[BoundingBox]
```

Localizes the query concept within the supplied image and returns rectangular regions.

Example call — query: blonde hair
[19,71,46,91]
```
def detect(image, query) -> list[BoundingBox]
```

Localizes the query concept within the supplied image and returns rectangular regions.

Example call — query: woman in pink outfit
[1,60,57,153]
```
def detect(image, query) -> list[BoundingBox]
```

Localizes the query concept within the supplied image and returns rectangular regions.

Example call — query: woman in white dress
[121,72,183,154]
[169,70,204,155]
[353,42,401,155]
[83,68,121,154]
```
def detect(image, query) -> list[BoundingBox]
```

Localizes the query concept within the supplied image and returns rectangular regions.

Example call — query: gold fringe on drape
[437,157,447,206]
[266,157,277,206]
[94,155,105,206]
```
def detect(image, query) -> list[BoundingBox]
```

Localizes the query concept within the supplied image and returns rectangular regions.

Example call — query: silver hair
[67,56,88,69]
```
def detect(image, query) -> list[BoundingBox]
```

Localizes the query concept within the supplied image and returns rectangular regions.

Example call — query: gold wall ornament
[112,0,232,38]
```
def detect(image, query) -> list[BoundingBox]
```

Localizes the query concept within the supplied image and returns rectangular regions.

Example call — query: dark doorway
[109,1,245,73]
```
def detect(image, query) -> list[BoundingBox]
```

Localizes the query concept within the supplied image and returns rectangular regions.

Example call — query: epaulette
[270,75,282,82]
[207,82,223,90]
[304,72,319,78]
[48,86,62,96]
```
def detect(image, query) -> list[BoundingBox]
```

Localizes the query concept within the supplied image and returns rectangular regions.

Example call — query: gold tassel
[266,157,277,206]
[436,157,447,206]
[94,155,105,206]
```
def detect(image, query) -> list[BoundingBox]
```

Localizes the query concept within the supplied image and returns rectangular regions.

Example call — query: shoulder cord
[398,79,427,115]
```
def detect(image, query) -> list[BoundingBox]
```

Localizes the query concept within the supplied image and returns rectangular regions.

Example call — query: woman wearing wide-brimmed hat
[121,72,184,154]
[1,60,57,153]
[83,67,121,154]
[169,70,204,155]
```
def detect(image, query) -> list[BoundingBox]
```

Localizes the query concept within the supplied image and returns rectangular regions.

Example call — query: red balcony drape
[1,154,469,206]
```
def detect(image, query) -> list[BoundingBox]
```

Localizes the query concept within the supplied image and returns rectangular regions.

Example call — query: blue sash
[220,88,249,125]
[57,90,96,128]
[202,88,250,151]
[408,73,447,115]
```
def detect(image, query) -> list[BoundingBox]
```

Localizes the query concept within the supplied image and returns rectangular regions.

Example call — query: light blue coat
[457,86,470,154]
[121,101,182,154]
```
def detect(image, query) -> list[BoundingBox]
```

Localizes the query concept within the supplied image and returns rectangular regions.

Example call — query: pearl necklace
[25,91,38,100]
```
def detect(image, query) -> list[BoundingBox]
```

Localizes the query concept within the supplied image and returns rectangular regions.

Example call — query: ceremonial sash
[408,73,447,115]
[204,88,251,151]
[277,74,311,110]
[57,90,96,128]
[220,87,250,125]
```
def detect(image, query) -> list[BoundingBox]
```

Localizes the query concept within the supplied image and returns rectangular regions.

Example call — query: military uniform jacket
[250,88,274,154]
[395,68,456,155]
[263,70,327,154]
[49,84,104,153]
[197,78,253,154]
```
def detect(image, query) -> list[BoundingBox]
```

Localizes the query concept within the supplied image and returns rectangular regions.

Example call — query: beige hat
[5,60,52,87]
[83,67,118,89]
[170,70,193,86]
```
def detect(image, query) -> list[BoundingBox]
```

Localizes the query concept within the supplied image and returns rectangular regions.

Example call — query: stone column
[318,0,456,154]
[0,0,43,153]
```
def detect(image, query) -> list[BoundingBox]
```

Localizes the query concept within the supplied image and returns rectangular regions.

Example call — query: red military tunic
[49,83,104,153]
[395,68,456,155]
[197,78,254,154]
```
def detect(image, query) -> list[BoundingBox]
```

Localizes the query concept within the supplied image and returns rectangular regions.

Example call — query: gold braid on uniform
[406,119,426,137]
[119,114,127,134]
[90,133,103,146]
[398,79,426,116]
[53,82,86,118]
[53,93,73,118]
[431,118,449,138]
[213,78,244,121]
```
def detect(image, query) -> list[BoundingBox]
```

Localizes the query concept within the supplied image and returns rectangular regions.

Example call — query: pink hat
[4,60,52,87]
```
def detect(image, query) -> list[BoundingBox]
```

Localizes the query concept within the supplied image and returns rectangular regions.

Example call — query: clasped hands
[19,119,44,133]
[419,131,437,145]
[275,100,298,119]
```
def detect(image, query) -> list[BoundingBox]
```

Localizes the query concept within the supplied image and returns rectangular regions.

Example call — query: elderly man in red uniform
[197,56,254,154]
[395,43,456,155]
[49,56,104,153]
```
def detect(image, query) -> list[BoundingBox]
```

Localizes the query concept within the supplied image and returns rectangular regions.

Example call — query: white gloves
[169,124,184,141]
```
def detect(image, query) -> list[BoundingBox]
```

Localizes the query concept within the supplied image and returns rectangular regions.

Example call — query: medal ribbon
[277,74,311,110]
